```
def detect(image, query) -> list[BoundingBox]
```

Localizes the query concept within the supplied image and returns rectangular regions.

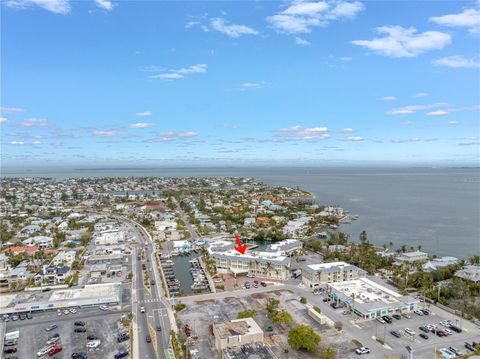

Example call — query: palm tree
[469,255,480,265]
[316,270,323,286]
[265,262,274,278]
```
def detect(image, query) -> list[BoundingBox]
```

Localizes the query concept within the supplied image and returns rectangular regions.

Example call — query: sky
[1,0,479,169]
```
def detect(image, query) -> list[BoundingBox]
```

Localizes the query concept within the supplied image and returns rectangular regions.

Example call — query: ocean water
[2,167,479,259]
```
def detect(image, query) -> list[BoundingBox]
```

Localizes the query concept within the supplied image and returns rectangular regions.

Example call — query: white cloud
[32,141,42,145]
[402,120,414,126]
[150,64,207,80]
[274,125,330,140]
[9,141,25,145]
[447,120,459,125]
[92,130,119,137]
[429,8,480,34]
[380,96,397,101]
[433,55,480,68]
[95,0,114,10]
[128,123,153,129]
[465,105,480,110]
[0,117,7,123]
[240,81,266,89]
[0,106,25,114]
[267,1,364,34]
[145,130,198,142]
[344,136,364,141]
[135,111,152,117]
[209,18,258,38]
[295,37,311,45]
[20,118,49,127]
[341,127,354,132]
[414,92,429,97]
[351,26,451,57]
[387,102,449,115]
[5,0,71,14]
[340,56,352,61]
[427,110,449,116]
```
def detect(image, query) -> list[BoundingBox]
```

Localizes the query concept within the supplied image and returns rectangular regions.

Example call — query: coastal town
[1,176,479,359]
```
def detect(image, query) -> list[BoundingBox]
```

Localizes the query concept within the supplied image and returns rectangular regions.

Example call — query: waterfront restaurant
[327,277,419,320]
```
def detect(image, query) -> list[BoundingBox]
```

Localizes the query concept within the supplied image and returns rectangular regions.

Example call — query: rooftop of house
[214,317,262,339]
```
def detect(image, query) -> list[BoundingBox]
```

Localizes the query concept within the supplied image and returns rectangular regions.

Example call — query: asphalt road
[130,221,173,359]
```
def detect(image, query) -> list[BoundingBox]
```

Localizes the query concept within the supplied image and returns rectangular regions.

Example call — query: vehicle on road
[150,280,155,285]
[146,335,151,343]
[156,325,162,332]
[140,307,145,313]
[46,324,58,332]
[355,347,370,355]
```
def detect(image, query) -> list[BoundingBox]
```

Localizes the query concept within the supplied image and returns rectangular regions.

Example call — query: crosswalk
[140,298,162,304]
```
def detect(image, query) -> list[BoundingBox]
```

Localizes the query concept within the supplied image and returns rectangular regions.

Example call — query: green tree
[288,324,320,352]
[237,309,257,319]
[266,298,280,315]
[272,310,293,325]
[322,346,336,359]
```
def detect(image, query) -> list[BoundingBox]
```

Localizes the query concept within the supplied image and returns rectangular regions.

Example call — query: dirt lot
[177,289,354,359]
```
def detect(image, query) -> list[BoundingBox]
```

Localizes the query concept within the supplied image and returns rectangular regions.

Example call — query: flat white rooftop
[49,283,121,301]
[330,277,402,305]
[307,261,350,271]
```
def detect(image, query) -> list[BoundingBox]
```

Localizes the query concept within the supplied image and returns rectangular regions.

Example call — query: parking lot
[4,308,131,358]
[355,307,480,358]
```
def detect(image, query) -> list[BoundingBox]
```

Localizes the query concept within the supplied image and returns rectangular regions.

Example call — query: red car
[48,346,63,356]
[4,347,17,353]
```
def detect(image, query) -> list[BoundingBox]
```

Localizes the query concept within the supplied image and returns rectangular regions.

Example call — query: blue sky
[1,0,479,168]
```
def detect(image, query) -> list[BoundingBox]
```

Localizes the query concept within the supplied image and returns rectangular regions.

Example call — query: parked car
[382,315,392,323]
[46,324,58,331]
[402,313,411,319]
[11,315,18,321]
[465,342,476,352]
[4,347,17,354]
[260,282,267,287]
[419,326,429,333]
[70,308,77,314]
[99,305,108,311]
[419,333,429,340]
[405,328,415,336]
[74,321,86,326]
[355,347,370,355]
[74,327,86,333]
[117,332,129,343]
[87,335,98,341]
[19,313,26,320]
[71,352,87,359]
[114,351,129,359]
[392,314,401,320]
[390,331,401,338]
[449,324,462,333]
[48,346,63,356]
[26,312,33,319]
[421,309,430,315]
[414,309,424,316]
[146,335,151,343]
[87,340,101,349]
[376,317,386,324]
[57,309,62,316]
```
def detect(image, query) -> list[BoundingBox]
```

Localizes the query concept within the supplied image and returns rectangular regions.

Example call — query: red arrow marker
[234,234,247,254]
